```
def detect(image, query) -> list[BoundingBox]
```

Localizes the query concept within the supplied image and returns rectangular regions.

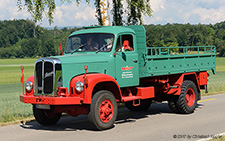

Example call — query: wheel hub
[99,99,114,123]
[185,88,195,107]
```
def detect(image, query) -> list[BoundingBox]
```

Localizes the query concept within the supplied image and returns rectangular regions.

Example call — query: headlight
[26,81,33,92]
[75,81,84,92]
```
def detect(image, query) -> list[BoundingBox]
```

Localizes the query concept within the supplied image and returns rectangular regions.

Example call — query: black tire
[33,105,61,126]
[125,99,152,111]
[88,90,118,130]
[175,80,198,114]
[167,95,179,113]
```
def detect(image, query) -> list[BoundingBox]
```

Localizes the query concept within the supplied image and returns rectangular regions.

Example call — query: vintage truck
[20,25,216,130]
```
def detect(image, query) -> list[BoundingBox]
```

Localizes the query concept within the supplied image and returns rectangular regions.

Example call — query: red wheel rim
[99,99,114,123]
[185,88,195,107]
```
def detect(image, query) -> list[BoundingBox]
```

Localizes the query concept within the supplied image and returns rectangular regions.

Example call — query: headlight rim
[26,81,33,92]
[75,81,84,93]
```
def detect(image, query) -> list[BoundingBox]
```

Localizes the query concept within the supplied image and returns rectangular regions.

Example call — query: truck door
[115,34,139,87]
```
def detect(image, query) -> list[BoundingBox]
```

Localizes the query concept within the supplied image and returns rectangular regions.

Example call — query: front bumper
[20,95,81,105]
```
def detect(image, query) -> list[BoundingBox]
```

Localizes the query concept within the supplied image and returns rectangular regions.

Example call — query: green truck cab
[20,25,216,130]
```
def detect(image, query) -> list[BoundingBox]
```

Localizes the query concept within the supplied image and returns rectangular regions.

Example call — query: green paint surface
[50,25,216,90]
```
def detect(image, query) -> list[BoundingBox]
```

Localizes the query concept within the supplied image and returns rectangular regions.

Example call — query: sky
[1,0,225,27]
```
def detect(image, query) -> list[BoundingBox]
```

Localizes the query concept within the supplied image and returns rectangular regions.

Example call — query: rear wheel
[175,80,198,114]
[125,99,152,111]
[88,90,118,130]
[33,105,61,126]
[167,95,179,113]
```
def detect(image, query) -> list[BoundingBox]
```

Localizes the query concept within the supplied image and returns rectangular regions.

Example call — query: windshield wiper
[96,42,112,53]
[71,44,87,54]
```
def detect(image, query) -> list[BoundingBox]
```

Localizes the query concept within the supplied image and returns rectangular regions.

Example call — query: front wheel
[33,105,62,126]
[88,90,118,130]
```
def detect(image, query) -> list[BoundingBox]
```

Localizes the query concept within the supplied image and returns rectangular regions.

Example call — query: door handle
[133,59,138,63]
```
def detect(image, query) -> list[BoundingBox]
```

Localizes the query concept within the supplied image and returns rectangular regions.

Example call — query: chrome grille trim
[34,58,62,95]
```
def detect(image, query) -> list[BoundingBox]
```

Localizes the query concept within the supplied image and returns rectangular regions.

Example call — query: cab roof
[69,26,136,37]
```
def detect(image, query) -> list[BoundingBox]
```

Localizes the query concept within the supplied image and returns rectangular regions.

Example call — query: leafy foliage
[2,20,225,58]
[17,0,152,26]
[17,0,69,24]
[126,0,153,25]
[145,22,225,56]
[111,0,123,26]
[94,0,103,26]
[0,19,78,58]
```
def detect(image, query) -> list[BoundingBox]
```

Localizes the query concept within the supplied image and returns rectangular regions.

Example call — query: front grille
[36,62,42,93]
[43,62,54,93]
[34,58,62,95]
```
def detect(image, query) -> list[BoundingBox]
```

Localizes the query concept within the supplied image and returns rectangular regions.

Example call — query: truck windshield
[65,33,114,53]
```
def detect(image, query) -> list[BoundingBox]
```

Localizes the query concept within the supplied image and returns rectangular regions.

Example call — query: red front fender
[26,75,34,96]
[70,74,122,104]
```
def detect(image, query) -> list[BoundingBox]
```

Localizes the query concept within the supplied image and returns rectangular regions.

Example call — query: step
[122,96,141,102]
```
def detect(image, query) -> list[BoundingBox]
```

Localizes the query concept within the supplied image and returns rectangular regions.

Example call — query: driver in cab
[87,35,99,51]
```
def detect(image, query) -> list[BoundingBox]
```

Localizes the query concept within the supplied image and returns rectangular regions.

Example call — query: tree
[126,0,152,25]
[219,46,225,57]
[17,0,58,24]
[17,0,152,25]
[94,0,103,26]
[111,0,123,26]
[21,38,40,57]
[42,39,56,57]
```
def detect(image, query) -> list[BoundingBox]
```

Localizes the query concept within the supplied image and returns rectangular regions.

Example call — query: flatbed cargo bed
[141,46,216,77]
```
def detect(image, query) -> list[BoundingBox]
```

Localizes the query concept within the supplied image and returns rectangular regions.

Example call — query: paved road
[1,94,225,141]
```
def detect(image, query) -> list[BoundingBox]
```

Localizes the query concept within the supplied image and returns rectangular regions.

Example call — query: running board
[122,96,141,102]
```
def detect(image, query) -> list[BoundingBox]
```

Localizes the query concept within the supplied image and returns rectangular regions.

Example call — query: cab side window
[122,35,133,50]
[116,34,134,51]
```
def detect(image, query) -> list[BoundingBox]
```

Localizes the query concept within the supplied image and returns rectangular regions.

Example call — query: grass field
[210,135,225,141]
[0,58,36,124]
[206,57,225,94]
[0,57,225,124]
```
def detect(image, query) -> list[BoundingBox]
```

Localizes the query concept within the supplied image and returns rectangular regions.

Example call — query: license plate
[35,104,50,110]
